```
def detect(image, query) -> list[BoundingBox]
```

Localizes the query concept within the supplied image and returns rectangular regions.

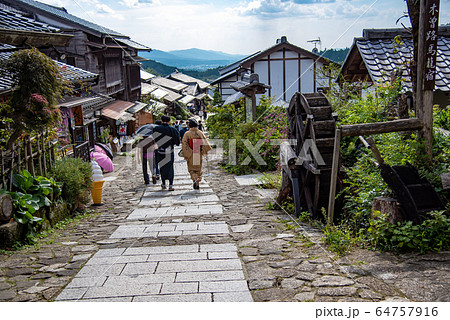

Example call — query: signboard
[73,105,83,126]
[423,0,440,90]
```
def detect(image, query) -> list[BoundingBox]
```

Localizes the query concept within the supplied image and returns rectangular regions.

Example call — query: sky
[39,0,450,55]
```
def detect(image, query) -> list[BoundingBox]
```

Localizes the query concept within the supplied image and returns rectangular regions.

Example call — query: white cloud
[96,3,115,14]
[234,0,378,19]
[120,0,161,8]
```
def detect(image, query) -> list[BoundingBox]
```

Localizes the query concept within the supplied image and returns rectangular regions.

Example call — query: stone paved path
[0,146,449,302]
[55,153,253,302]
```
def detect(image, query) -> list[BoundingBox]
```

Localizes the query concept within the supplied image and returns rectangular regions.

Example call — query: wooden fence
[0,133,91,191]
[1,132,56,190]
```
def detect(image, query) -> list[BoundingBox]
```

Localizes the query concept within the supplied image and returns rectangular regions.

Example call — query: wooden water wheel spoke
[281,92,339,219]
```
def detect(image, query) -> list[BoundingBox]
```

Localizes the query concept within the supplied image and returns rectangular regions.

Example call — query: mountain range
[139,48,247,71]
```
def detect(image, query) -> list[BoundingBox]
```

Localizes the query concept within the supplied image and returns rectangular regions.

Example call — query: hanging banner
[118,123,127,136]
[423,0,440,90]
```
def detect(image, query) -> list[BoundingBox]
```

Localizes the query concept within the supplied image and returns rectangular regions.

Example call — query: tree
[0,48,68,148]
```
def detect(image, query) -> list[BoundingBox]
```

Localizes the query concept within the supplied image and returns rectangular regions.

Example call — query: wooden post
[416,0,425,121]
[327,128,341,225]
[245,96,253,123]
[42,134,47,176]
[27,136,35,176]
[37,135,43,176]
[417,0,440,160]
[1,149,4,189]
[366,137,385,165]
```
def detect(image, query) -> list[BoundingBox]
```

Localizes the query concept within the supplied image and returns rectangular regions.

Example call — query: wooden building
[167,71,212,111]
[1,0,151,102]
[339,27,450,106]
[212,36,331,104]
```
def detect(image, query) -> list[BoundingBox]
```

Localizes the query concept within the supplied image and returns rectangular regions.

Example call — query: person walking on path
[198,120,204,131]
[179,122,188,141]
[182,119,212,189]
[137,134,158,185]
[153,115,180,191]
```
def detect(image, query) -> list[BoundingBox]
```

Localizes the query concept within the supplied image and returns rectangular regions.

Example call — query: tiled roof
[183,83,198,96]
[0,4,59,32]
[168,71,210,90]
[6,0,124,36]
[354,36,450,91]
[179,95,195,105]
[151,76,188,92]
[114,38,151,51]
[56,61,98,82]
[140,70,155,82]
[126,101,147,114]
[57,94,113,109]
[0,44,98,93]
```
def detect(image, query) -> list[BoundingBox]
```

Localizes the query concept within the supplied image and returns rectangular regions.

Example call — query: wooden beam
[340,119,424,137]
[327,128,341,225]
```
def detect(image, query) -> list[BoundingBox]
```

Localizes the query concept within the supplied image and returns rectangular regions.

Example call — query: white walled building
[212,36,331,104]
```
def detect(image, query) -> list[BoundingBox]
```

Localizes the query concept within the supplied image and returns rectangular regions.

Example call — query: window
[104,57,122,87]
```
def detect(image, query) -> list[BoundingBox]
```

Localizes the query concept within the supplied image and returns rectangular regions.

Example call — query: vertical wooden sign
[423,0,440,90]
[73,105,83,126]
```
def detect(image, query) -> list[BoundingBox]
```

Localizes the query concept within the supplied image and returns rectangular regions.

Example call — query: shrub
[367,211,450,254]
[50,157,92,209]
[207,96,287,175]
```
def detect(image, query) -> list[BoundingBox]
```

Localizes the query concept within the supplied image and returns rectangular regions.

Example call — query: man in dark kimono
[153,115,180,191]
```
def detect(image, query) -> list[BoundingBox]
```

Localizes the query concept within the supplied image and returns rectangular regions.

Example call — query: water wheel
[278,92,337,219]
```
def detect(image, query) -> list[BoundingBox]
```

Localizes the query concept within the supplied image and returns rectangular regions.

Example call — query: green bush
[207,96,288,175]
[367,211,450,253]
[50,157,92,209]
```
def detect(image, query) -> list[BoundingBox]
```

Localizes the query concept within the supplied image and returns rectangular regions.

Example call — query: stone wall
[0,201,71,249]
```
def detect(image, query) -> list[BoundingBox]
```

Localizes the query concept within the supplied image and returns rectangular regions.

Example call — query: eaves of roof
[3,0,124,37]
[240,42,330,69]
[218,51,261,75]
[210,69,239,85]
[0,28,73,47]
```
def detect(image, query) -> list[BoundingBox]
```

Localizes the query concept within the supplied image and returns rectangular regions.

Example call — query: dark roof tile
[0,44,98,93]
[0,4,59,32]
[9,0,123,36]
[356,36,450,91]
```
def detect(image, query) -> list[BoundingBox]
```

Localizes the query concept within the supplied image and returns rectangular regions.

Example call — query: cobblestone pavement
[0,148,449,302]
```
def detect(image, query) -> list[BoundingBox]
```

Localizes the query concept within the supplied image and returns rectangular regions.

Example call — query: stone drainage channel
[56,154,253,302]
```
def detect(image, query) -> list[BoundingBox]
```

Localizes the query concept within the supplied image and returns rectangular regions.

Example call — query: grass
[0,210,100,253]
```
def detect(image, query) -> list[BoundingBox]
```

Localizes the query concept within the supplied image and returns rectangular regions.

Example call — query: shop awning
[101,100,135,121]
[126,102,148,114]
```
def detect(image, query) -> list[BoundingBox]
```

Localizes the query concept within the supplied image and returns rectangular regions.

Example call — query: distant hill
[141,59,220,83]
[139,48,246,71]
[319,48,350,64]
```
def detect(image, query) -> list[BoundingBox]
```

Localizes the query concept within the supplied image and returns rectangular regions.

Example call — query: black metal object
[73,141,91,162]
[379,163,445,223]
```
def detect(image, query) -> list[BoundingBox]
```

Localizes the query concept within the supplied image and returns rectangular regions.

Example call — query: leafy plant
[367,211,450,253]
[322,225,355,256]
[1,170,62,237]
[50,157,92,209]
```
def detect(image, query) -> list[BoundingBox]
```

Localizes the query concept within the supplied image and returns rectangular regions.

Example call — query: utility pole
[417,0,440,160]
